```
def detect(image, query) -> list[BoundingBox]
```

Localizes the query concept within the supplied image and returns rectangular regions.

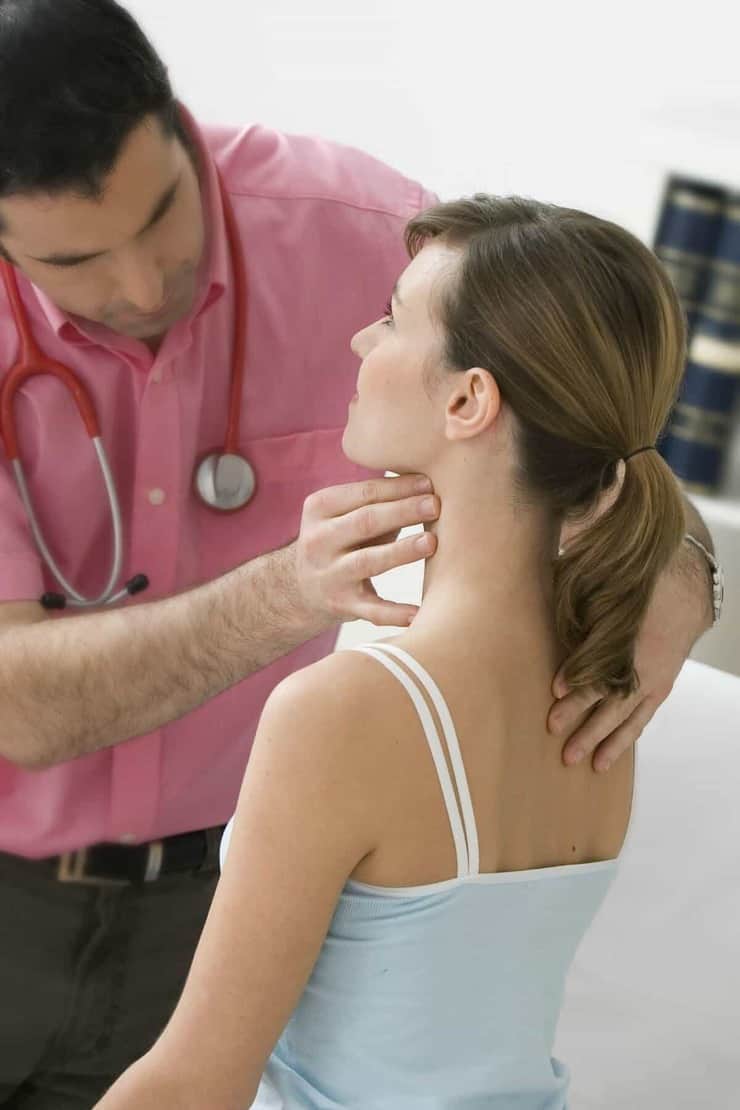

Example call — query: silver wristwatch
[684,534,724,626]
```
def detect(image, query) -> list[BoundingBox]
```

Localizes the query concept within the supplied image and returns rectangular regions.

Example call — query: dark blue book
[654,176,740,493]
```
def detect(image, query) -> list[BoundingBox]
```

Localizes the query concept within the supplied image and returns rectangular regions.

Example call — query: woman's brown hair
[405,195,686,696]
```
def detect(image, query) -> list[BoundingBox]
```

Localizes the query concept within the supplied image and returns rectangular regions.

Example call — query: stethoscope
[0,170,256,611]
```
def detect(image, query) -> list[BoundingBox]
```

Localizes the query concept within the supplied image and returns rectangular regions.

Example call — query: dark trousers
[0,848,218,1108]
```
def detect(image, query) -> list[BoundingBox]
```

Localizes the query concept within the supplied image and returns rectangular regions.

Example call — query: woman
[96,194,686,1108]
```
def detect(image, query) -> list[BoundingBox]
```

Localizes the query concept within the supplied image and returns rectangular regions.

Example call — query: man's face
[0,115,205,340]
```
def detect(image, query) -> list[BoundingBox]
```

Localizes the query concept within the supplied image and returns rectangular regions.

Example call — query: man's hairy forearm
[0,543,330,770]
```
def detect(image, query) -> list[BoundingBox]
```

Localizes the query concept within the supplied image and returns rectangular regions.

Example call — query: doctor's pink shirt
[0,112,436,858]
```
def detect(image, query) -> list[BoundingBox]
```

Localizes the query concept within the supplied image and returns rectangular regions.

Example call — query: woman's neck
[403,469,561,672]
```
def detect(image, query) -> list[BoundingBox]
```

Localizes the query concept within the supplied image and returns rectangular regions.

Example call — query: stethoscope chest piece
[195,451,256,511]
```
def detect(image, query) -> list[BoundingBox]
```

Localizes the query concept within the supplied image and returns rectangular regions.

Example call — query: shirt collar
[32,104,229,346]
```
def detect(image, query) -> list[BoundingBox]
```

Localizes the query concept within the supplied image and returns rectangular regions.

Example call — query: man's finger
[352,599,420,627]
[559,692,641,766]
[590,697,658,773]
[547,686,604,738]
[347,582,420,628]
[342,532,437,582]
[551,665,570,699]
[334,496,439,549]
[304,474,433,522]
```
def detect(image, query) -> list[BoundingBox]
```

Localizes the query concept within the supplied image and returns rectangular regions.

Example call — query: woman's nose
[351,323,374,359]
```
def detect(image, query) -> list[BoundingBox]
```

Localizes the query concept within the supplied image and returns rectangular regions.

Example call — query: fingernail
[421,497,437,516]
[596,759,610,773]
[567,749,584,765]
[416,534,433,552]
[415,477,432,493]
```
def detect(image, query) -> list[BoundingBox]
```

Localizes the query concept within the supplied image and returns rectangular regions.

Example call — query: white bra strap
[369,642,480,877]
[350,645,469,878]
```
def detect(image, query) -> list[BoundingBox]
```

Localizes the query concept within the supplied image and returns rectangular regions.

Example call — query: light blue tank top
[221,642,621,1108]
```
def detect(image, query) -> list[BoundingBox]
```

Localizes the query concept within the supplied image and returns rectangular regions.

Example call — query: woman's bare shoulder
[249,646,412,837]
[266,644,404,739]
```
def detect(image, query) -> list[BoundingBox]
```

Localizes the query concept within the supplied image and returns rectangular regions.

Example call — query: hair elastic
[624,445,657,462]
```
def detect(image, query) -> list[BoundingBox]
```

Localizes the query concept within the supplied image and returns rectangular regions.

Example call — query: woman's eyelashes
[381,299,394,325]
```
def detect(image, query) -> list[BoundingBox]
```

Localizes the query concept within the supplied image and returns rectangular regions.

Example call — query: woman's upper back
[350,633,634,890]
[243,638,633,1108]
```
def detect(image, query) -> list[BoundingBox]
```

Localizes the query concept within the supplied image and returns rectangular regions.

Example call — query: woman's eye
[381,299,394,325]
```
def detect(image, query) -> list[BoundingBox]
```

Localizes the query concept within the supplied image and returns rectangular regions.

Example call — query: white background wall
[129,0,740,669]
[129,0,740,240]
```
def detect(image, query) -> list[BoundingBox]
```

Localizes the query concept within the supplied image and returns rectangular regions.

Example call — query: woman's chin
[342,417,411,471]
[341,426,364,465]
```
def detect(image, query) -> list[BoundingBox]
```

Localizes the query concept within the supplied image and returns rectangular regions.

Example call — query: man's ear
[0,207,12,262]
[445,368,501,442]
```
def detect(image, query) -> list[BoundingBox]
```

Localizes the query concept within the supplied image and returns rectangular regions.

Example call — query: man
[0,1,717,1105]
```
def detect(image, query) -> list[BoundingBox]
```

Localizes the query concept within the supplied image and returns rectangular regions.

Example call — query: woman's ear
[559,459,626,552]
[445,368,501,442]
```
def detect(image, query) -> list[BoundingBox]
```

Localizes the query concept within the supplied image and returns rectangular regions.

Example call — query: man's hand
[295,474,439,628]
[547,543,713,772]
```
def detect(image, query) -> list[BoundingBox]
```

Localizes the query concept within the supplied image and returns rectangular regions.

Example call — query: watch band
[683,534,724,626]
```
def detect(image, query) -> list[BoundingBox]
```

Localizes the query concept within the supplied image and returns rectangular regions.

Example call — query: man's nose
[117,251,167,314]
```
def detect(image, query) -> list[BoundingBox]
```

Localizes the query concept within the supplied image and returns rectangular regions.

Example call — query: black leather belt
[30,825,227,886]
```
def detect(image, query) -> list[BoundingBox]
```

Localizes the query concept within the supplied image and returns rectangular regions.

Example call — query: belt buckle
[56,839,167,886]
[57,848,125,887]
[56,847,132,887]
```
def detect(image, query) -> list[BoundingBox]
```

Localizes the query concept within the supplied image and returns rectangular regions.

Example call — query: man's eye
[49,257,90,269]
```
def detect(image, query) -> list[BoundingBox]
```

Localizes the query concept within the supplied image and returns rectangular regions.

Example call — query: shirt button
[148,488,166,506]
[119,833,137,845]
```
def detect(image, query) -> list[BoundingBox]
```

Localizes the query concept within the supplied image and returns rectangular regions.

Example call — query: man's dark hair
[0,0,188,207]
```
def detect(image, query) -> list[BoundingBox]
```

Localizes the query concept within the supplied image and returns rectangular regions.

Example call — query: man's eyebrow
[30,174,182,266]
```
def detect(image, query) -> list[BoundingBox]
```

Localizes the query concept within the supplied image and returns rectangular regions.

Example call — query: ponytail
[553,451,685,696]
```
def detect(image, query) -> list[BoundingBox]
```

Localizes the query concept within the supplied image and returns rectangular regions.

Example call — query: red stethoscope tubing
[220,173,247,455]
[0,168,246,464]
[0,269,101,456]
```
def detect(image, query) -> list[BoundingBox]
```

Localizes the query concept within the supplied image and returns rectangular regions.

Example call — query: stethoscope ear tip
[40,592,67,611]
[126,573,149,596]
